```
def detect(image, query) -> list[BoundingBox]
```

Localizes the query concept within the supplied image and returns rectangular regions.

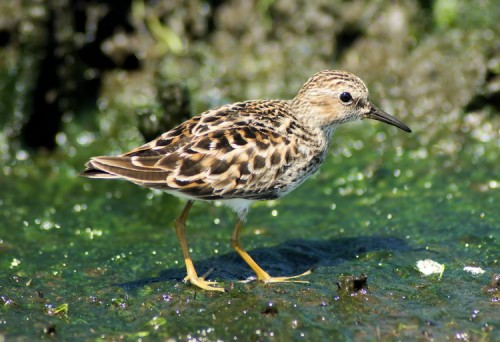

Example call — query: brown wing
[81,100,301,200]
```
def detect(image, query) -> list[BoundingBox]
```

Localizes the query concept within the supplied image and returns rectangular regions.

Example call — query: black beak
[366,104,411,133]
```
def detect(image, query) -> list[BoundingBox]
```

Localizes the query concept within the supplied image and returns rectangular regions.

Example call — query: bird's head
[292,70,411,133]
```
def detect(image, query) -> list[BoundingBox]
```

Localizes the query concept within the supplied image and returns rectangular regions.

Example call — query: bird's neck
[290,97,340,132]
[319,125,336,158]
[323,124,336,142]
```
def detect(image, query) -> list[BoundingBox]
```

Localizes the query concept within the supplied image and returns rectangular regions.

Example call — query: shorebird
[82,70,411,292]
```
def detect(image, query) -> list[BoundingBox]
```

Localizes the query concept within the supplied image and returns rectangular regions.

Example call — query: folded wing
[81,102,298,200]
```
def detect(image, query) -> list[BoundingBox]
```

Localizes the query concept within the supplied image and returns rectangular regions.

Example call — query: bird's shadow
[115,235,411,290]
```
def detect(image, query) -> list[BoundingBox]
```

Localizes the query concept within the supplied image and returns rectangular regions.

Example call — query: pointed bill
[366,104,411,133]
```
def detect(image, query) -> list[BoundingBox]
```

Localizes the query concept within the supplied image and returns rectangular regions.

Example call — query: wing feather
[81,100,304,200]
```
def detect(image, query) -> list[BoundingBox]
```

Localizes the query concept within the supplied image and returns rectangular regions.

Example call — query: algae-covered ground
[1,0,499,341]
[1,120,498,340]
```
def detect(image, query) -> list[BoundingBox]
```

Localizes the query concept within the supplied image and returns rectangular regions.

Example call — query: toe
[259,269,312,284]
[184,276,225,292]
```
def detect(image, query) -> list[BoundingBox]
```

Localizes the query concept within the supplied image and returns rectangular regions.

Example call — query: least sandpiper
[82,70,411,292]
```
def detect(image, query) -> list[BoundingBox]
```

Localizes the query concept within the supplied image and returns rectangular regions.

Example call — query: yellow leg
[174,201,224,292]
[230,218,311,283]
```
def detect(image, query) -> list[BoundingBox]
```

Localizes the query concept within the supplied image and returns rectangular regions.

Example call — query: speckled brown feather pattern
[84,99,329,200]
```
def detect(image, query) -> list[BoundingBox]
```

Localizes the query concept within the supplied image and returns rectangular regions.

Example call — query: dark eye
[339,92,353,104]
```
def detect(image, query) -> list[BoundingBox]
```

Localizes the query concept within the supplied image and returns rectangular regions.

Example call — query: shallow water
[1,119,498,340]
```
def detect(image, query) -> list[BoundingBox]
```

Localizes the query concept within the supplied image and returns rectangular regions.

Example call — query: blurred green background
[0,0,498,340]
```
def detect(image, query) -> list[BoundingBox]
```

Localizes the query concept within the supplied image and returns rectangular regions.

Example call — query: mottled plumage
[82,70,411,292]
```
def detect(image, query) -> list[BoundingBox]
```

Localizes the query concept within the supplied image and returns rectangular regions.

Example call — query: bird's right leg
[230,218,311,283]
[174,200,225,292]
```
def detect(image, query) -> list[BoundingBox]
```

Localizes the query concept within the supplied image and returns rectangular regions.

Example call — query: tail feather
[80,157,118,179]
[80,156,169,182]
[80,167,118,179]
